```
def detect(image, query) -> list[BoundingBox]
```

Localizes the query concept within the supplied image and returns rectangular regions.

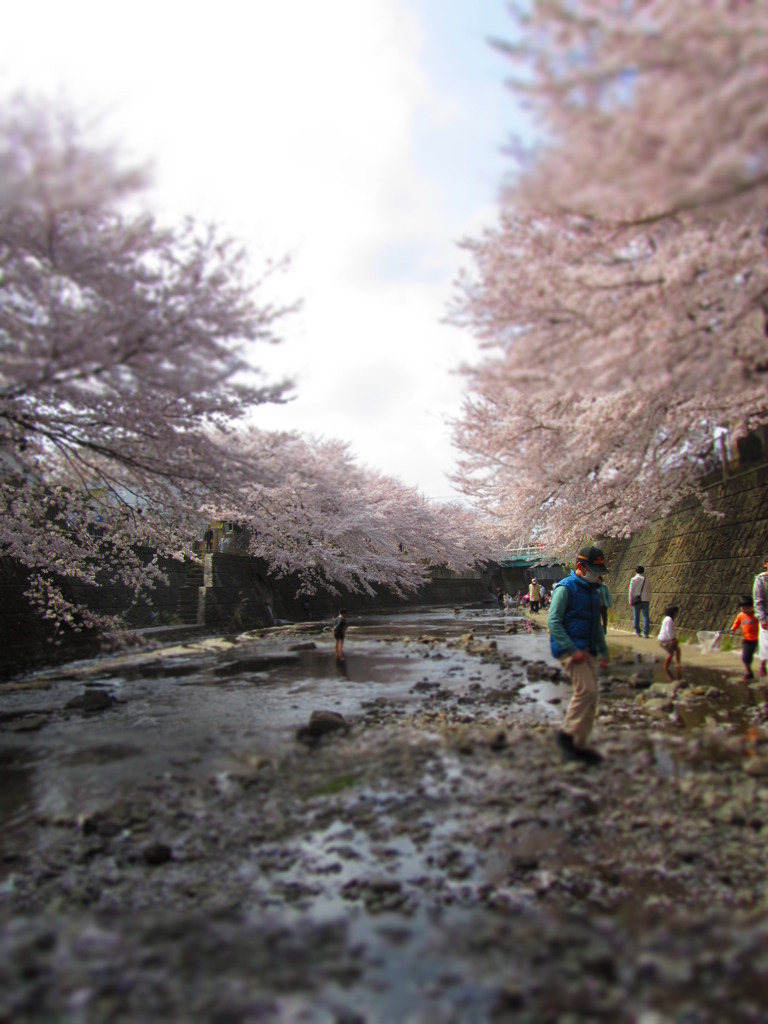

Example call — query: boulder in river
[297,710,350,742]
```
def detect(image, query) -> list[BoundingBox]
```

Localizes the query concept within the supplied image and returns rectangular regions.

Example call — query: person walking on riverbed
[548,545,610,766]
[528,578,541,614]
[333,609,348,662]
[658,605,682,680]
[628,566,652,638]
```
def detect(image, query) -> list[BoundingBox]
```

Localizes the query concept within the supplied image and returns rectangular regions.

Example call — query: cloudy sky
[1,0,521,500]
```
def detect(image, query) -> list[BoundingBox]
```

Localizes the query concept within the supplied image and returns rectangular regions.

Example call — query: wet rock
[641,697,675,713]
[473,641,498,656]
[454,633,498,656]
[526,661,560,681]
[489,730,507,751]
[647,682,678,698]
[744,757,768,777]
[141,843,173,866]
[492,983,525,1013]
[213,654,297,676]
[64,690,119,713]
[288,642,317,651]
[80,805,143,837]
[714,800,749,826]
[0,678,53,692]
[1,714,48,732]
[297,710,349,740]
[630,670,654,689]
[367,877,402,894]
[748,683,768,703]
[130,661,196,679]
[412,680,441,692]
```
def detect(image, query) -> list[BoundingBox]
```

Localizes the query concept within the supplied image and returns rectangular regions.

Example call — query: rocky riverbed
[2,606,768,1022]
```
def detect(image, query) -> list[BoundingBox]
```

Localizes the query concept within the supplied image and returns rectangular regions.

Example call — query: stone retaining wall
[0,550,203,680]
[198,555,495,631]
[0,552,495,680]
[600,464,768,642]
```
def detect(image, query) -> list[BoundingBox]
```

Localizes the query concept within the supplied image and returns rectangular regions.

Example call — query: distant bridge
[498,544,561,569]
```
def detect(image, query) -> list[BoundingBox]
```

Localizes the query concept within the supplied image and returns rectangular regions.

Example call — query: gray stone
[65,690,118,713]
[301,710,349,738]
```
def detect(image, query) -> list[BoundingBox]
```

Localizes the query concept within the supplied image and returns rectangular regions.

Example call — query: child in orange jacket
[730,595,760,681]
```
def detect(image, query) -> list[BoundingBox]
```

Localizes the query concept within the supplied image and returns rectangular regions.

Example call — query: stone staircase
[178,559,204,625]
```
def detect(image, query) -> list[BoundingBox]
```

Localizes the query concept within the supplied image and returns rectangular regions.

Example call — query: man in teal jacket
[548,545,610,765]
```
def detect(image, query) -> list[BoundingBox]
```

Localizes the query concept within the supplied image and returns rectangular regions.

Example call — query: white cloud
[1,0,506,499]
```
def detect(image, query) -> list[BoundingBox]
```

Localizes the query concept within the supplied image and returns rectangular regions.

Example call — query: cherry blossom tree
[1,97,492,634]
[0,97,299,631]
[495,0,768,222]
[214,433,491,598]
[451,1,768,546]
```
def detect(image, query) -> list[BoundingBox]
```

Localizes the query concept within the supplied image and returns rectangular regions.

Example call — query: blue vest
[550,571,602,659]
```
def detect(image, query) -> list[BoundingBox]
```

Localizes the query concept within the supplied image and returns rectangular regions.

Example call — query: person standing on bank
[730,595,760,681]
[628,565,652,638]
[548,546,610,765]
[528,578,541,614]
[598,576,612,634]
[753,553,768,678]
[333,609,348,662]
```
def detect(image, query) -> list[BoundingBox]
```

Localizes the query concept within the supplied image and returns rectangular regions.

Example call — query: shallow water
[4,606,768,1021]
[0,607,551,845]
[2,604,762,867]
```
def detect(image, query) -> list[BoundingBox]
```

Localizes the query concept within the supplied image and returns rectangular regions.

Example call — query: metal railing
[503,544,550,559]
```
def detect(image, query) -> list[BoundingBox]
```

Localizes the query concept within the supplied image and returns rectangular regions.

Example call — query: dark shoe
[555,731,603,766]
[573,746,603,766]
[556,730,576,757]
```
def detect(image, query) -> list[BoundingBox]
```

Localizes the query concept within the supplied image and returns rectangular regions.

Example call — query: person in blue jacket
[547,545,610,765]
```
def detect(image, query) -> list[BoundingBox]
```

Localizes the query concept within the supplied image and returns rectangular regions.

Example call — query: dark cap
[576,545,608,573]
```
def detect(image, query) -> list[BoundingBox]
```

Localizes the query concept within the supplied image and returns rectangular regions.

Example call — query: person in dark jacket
[547,545,609,765]
[333,609,348,661]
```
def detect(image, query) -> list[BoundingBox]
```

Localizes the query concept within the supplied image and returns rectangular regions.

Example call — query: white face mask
[583,568,601,584]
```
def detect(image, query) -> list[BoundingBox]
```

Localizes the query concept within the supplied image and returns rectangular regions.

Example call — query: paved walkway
[604,624,753,677]
[524,609,758,678]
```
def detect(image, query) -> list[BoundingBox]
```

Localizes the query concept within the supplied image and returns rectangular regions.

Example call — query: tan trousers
[560,653,599,748]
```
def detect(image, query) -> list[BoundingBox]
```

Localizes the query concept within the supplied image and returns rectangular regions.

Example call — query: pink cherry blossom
[451,2,768,547]
[1,98,491,633]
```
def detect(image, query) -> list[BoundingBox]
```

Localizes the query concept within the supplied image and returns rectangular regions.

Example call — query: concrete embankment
[0,551,495,680]
[525,607,758,680]
[600,462,768,640]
